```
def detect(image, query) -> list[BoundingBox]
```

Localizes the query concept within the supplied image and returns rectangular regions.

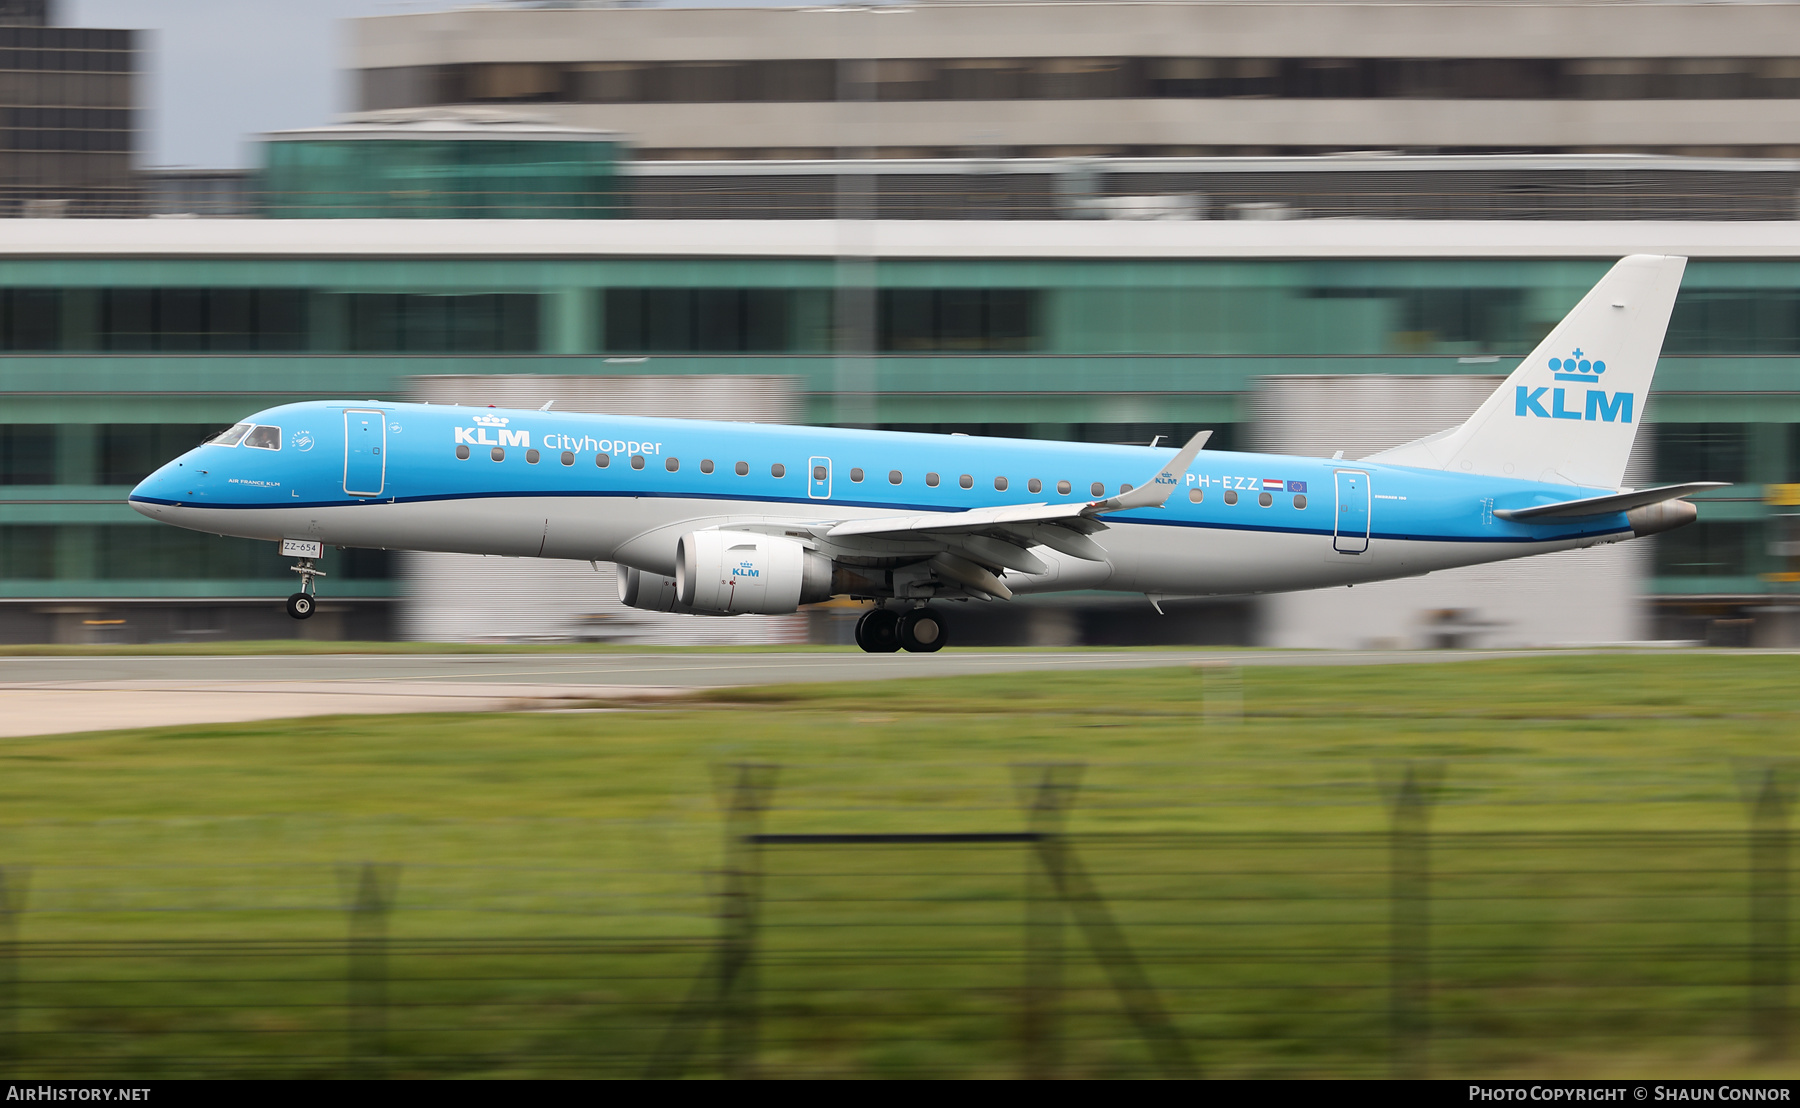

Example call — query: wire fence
[0,763,1790,1077]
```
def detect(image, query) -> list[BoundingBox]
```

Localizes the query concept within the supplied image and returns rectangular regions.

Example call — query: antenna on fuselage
[539,400,556,411]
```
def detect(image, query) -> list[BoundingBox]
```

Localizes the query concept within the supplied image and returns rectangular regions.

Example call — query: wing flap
[1493,481,1727,522]
[826,501,1090,539]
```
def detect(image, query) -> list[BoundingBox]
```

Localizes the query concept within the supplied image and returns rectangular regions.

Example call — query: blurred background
[1,0,1797,648]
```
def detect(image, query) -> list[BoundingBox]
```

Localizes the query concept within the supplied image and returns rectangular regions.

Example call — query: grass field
[4,654,1800,1077]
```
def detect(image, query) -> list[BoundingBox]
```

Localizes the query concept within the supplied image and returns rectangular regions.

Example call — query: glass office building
[2,220,1792,642]
[261,115,624,220]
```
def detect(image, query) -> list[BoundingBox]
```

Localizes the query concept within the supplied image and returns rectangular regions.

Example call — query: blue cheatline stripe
[130,490,1627,547]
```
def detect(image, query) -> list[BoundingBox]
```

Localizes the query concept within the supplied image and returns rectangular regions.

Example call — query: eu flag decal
[1287,480,1307,493]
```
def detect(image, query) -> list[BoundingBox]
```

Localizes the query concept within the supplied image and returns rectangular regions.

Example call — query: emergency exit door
[343,409,386,498]
[1333,470,1370,554]
[808,456,832,499]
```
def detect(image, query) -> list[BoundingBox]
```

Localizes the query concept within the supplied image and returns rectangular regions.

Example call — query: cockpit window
[242,425,281,451]
[208,423,251,447]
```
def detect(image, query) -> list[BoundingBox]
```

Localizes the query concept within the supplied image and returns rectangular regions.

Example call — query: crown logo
[472,414,510,427]
[1549,349,1605,382]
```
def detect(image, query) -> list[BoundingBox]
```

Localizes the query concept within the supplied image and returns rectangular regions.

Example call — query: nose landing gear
[286,558,326,621]
[854,606,948,653]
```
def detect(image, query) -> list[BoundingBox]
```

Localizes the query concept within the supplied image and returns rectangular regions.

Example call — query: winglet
[1085,430,1211,515]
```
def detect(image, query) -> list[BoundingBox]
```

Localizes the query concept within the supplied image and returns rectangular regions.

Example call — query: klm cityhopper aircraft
[130,254,1719,653]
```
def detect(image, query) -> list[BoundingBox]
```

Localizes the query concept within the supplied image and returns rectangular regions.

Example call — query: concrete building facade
[354,1,1800,160]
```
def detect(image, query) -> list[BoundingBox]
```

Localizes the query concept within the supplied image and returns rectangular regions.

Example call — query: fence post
[1015,763,1079,1080]
[718,763,777,1079]
[1749,766,1792,1057]
[0,868,28,1071]
[1198,663,1244,728]
[342,862,400,1079]
[1383,762,1443,1080]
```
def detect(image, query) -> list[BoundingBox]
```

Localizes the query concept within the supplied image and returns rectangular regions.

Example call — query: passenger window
[243,425,281,451]
[597,452,611,468]
[1056,480,1071,495]
[1293,494,1307,509]
[771,463,786,478]
[1224,489,1238,505]
[1189,488,1203,503]
[735,461,749,476]
[631,455,645,470]
[959,474,973,489]
[995,476,1008,491]
[1028,479,1041,494]
[850,468,864,483]
[701,459,714,474]
[926,472,940,487]
[1258,491,1272,507]
[813,464,827,481]
[889,470,902,485]
[1120,483,1132,494]
[491,447,505,462]
[666,457,679,472]
[527,449,540,464]
[456,444,470,461]
[561,451,574,466]
[208,423,251,447]
[1090,481,1104,497]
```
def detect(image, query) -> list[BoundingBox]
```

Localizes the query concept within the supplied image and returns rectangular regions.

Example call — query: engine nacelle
[616,564,737,616]
[676,530,833,615]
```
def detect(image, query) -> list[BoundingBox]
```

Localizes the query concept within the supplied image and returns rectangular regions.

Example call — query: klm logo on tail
[1515,348,1633,424]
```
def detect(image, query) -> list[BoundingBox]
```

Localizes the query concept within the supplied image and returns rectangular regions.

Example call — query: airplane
[129,254,1720,653]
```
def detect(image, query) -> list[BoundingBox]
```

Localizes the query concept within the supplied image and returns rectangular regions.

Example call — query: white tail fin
[1367,254,1687,489]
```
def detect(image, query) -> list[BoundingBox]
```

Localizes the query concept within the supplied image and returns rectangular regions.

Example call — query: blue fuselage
[127,400,1633,599]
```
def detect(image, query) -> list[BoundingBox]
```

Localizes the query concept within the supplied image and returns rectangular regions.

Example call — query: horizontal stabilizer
[1493,482,1727,522]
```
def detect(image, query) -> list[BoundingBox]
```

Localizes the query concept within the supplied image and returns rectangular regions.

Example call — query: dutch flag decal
[1261,478,1285,492]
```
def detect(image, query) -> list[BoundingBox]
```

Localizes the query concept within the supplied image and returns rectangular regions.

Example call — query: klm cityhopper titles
[129,255,1718,653]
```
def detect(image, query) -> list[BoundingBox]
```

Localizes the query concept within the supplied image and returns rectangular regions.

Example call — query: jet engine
[676,530,833,615]
[616,565,701,613]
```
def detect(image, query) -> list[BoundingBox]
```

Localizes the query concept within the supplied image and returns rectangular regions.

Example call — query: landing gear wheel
[855,608,901,653]
[898,607,947,653]
[285,557,327,621]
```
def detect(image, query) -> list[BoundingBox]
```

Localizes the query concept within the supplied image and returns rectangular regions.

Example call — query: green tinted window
[0,425,55,485]
[1654,520,1758,579]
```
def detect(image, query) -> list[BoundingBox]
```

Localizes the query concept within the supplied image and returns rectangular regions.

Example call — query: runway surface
[0,646,1756,738]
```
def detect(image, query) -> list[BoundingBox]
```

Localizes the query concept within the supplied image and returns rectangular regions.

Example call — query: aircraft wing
[798,430,1211,599]
[826,428,1207,547]
[829,430,1209,538]
[1493,481,1728,522]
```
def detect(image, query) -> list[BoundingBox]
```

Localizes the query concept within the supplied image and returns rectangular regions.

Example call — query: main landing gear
[285,558,326,621]
[855,606,948,654]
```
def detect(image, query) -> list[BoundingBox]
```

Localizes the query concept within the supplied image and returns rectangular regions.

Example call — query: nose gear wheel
[285,558,327,621]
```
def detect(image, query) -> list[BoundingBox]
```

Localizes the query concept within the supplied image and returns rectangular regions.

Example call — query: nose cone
[128,455,192,517]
